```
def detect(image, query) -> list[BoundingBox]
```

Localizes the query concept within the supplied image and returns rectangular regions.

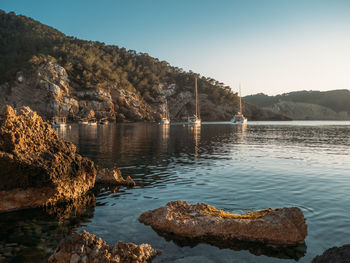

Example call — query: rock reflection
[0,195,96,263]
[154,230,307,260]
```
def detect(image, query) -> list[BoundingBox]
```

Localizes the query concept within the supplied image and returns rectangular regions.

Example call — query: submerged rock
[49,230,159,263]
[311,244,350,263]
[0,105,96,213]
[139,201,307,246]
[96,167,136,187]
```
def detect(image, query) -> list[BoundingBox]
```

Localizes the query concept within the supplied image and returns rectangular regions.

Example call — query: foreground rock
[49,230,158,263]
[96,167,136,187]
[311,244,350,263]
[0,106,96,212]
[139,201,307,246]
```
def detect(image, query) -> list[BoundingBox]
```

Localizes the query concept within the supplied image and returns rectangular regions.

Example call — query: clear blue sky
[2,0,350,95]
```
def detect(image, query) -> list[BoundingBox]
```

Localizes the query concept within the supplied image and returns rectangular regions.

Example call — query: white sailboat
[160,100,170,125]
[51,116,67,128]
[231,84,247,124]
[188,77,201,125]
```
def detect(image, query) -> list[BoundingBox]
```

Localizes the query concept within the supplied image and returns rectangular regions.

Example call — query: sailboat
[160,100,170,125]
[231,84,247,124]
[188,77,201,125]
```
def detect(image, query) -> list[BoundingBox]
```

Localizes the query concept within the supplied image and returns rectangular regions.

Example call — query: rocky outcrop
[0,105,96,212]
[49,230,159,263]
[96,167,136,186]
[0,60,79,121]
[311,244,350,263]
[0,58,161,123]
[139,201,307,246]
[111,89,160,122]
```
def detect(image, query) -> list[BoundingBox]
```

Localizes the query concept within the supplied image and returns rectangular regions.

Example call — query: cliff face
[0,59,286,122]
[0,60,162,122]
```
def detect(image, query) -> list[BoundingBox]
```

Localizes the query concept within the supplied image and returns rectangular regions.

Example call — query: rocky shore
[0,104,316,262]
[0,105,96,213]
[0,105,137,213]
[139,200,307,246]
[49,230,158,263]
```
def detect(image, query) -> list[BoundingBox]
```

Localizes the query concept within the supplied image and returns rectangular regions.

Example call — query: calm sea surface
[1,121,350,263]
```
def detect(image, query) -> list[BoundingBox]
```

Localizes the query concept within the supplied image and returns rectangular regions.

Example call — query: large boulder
[311,244,350,263]
[49,230,159,263]
[139,201,307,246]
[0,105,96,212]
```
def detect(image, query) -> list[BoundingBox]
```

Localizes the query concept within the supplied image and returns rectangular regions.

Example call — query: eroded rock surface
[0,105,96,212]
[139,201,307,246]
[96,167,136,186]
[49,230,158,263]
[311,244,350,263]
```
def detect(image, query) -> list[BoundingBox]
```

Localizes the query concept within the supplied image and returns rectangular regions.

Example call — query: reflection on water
[0,196,95,263]
[156,229,307,260]
[2,121,350,263]
[188,124,201,160]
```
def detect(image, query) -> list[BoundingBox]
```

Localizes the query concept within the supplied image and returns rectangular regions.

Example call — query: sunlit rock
[96,166,136,187]
[139,200,307,246]
[49,230,159,263]
[0,105,96,213]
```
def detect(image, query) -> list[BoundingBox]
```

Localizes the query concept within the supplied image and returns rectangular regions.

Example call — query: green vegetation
[244,90,350,114]
[0,10,239,107]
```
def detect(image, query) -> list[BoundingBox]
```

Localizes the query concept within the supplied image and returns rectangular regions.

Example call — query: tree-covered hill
[244,90,350,120]
[0,10,285,121]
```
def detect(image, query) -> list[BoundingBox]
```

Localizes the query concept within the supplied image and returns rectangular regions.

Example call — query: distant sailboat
[51,116,67,128]
[160,100,170,125]
[188,77,201,125]
[231,84,247,124]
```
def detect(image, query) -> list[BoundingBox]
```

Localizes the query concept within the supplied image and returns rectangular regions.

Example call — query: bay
[1,121,350,262]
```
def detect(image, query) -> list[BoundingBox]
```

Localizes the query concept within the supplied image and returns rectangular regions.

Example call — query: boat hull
[231,118,247,124]
[160,119,170,125]
[188,119,201,125]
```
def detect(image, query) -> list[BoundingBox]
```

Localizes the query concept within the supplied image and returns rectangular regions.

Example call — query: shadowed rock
[0,105,96,212]
[139,201,307,246]
[311,244,350,263]
[49,230,159,263]
[96,166,136,187]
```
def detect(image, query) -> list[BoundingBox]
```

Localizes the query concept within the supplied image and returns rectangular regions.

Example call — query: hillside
[244,90,350,120]
[0,10,286,122]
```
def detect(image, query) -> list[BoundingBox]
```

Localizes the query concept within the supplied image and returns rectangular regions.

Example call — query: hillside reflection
[56,123,249,186]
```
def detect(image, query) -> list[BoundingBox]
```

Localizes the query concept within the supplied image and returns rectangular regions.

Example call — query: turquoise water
[1,121,350,262]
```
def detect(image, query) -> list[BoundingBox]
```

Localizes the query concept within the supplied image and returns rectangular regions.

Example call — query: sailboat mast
[239,83,242,113]
[165,100,169,119]
[195,77,199,118]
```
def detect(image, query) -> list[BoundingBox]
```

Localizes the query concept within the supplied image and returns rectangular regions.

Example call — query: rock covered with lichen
[49,230,159,263]
[139,200,307,245]
[0,105,96,212]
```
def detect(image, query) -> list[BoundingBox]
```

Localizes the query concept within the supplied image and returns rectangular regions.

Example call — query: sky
[2,0,350,96]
